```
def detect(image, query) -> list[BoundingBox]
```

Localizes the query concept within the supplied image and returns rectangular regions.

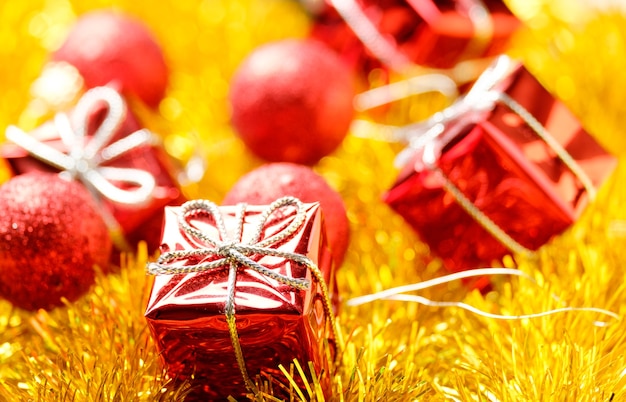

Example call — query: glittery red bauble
[52,10,168,108]
[0,172,112,310]
[223,162,350,266]
[229,39,355,165]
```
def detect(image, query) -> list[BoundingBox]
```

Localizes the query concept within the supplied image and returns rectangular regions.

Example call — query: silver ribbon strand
[147,196,338,395]
[5,86,157,206]
[347,267,619,327]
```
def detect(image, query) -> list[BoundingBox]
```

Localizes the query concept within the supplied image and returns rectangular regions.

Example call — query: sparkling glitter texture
[0,172,112,310]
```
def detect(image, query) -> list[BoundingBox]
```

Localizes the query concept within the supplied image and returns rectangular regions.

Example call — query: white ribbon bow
[5,86,157,206]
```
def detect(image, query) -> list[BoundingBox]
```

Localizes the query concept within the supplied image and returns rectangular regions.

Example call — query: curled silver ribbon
[147,196,338,395]
[347,267,619,327]
[5,86,157,206]
[350,40,509,147]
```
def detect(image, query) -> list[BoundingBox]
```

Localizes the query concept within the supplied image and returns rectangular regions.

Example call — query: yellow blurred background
[1,0,626,400]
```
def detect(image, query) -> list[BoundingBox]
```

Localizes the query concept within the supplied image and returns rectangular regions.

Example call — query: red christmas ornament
[223,162,350,266]
[229,39,356,165]
[52,10,168,108]
[0,172,112,310]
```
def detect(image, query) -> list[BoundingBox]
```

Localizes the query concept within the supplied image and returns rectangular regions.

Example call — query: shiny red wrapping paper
[310,0,520,73]
[384,62,617,274]
[144,202,336,400]
[1,94,185,254]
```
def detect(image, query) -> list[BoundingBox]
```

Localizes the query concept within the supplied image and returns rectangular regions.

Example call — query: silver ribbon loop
[147,196,338,395]
[5,86,157,206]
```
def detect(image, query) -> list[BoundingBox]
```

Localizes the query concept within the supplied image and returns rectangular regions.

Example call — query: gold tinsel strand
[2,0,626,400]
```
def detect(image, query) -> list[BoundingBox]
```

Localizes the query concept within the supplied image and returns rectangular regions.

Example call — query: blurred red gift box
[310,0,520,74]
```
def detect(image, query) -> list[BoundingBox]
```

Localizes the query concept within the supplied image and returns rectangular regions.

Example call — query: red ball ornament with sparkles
[52,10,168,108]
[229,39,356,165]
[223,162,350,266]
[0,172,112,310]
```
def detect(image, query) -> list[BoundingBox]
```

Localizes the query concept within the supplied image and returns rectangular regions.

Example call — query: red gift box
[144,197,338,400]
[384,56,617,274]
[1,86,186,255]
[310,0,520,73]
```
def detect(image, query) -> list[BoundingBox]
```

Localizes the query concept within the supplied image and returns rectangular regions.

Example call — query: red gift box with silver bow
[384,56,617,276]
[310,0,520,73]
[1,86,186,254]
[144,197,338,400]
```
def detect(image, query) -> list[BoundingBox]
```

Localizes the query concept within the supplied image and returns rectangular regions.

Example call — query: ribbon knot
[216,242,240,258]
[5,86,157,206]
[69,157,92,175]
[147,196,338,395]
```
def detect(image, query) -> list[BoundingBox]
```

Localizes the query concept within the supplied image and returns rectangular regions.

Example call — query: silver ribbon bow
[147,196,337,395]
[5,86,157,206]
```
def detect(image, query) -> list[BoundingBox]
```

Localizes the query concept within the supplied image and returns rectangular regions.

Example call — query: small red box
[310,0,520,73]
[1,86,185,254]
[144,199,337,400]
[384,57,617,273]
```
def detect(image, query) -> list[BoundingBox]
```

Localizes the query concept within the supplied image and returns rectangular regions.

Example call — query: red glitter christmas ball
[0,172,112,310]
[52,10,168,108]
[223,162,350,266]
[229,39,356,165]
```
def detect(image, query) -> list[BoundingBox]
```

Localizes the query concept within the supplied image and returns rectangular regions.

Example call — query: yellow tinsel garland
[1,0,626,400]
